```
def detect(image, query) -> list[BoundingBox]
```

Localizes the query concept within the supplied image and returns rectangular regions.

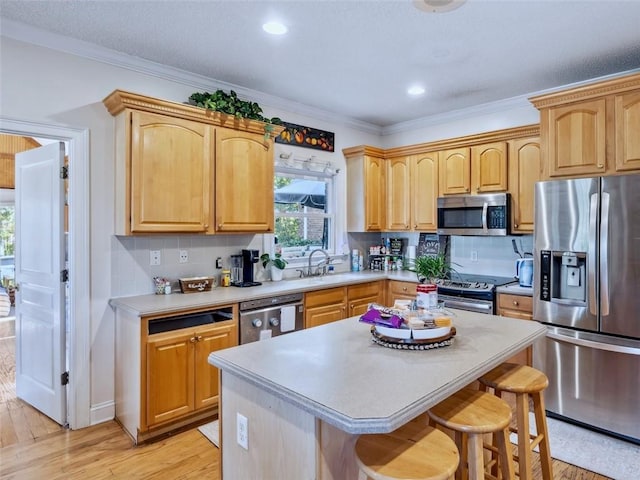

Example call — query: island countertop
[209,309,546,435]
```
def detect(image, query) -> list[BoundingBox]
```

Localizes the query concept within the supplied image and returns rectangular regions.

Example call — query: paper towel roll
[407,245,416,260]
[281,305,296,333]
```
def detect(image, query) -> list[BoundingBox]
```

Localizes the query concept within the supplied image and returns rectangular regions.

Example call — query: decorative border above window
[275,121,335,152]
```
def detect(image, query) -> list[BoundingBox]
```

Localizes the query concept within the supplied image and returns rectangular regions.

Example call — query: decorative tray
[370,325,456,350]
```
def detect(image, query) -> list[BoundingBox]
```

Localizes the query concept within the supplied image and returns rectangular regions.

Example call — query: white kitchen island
[208,309,546,480]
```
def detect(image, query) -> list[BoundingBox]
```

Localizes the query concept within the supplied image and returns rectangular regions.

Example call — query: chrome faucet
[301,249,330,277]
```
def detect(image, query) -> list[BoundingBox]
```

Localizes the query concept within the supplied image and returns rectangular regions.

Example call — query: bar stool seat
[355,419,459,480]
[479,363,553,480]
[428,388,514,480]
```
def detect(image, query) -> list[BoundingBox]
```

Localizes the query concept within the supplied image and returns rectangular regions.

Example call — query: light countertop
[208,309,546,434]
[496,283,534,296]
[109,270,419,317]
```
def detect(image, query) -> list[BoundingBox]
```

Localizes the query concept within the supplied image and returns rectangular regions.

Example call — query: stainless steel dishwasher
[238,293,304,344]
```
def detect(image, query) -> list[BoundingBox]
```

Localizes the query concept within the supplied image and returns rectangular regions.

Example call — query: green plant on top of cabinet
[344,146,386,232]
[104,89,282,235]
[387,152,439,232]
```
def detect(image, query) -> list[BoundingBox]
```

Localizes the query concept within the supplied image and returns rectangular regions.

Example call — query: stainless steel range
[434,274,516,315]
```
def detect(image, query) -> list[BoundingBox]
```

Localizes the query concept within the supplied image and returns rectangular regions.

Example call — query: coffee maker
[230,249,262,287]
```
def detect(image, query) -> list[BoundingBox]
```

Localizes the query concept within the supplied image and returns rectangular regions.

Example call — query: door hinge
[61,371,69,385]
[60,165,69,179]
[61,269,69,282]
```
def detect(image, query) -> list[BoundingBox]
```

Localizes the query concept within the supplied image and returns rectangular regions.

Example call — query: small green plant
[188,90,282,139]
[260,253,288,270]
[414,253,456,283]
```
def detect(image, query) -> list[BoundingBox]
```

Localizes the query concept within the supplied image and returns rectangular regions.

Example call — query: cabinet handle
[597,164,604,168]
[196,335,203,342]
[514,223,519,228]
[402,287,408,292]
[190,337,197,343]
[513,300,519,306]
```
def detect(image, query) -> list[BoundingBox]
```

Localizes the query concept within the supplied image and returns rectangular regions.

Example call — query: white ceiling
[1,0,640,129]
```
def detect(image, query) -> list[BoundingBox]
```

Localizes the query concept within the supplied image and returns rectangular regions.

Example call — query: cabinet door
[497,293,533,366]
[130,111,213,233]
[146,331,195,426]
[305,304,346,329]
[615,91,640,172]
[412,152,439,231]
[471,142,508,193]
[215,127,274,232]
[194,322,238,411]
[387,280,417,305]
[364,155,386,231]
[508,137,541,232]
[547,99,607,177]
[387,157,411,231]
[439,148,470,195]
[347,281,384,317]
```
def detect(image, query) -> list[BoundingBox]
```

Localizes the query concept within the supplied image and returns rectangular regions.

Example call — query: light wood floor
[0,317,610,479]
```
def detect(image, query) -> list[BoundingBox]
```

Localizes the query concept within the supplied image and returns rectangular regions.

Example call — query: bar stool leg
[515,392,532,480]
[495,426,515,480]
[467,433,484,480]
[533,392,553,480]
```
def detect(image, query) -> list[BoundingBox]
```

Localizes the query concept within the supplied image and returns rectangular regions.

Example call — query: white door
[15,142,66,425]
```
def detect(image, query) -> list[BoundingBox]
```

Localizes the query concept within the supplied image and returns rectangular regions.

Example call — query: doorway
[0,118,90,430]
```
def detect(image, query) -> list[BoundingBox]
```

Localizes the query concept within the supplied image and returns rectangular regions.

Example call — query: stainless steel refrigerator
[533,173,640,444]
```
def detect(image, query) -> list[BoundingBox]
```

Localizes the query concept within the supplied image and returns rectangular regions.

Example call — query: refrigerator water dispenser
[540,251,586,304]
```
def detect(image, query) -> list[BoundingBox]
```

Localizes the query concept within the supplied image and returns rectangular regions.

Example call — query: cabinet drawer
[347,281,383,300]
[304,287,347,308]
[387,280,417,297]
[498,293,533,314]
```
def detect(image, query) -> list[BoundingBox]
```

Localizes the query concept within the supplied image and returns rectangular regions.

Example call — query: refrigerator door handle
[547,330,640,356]
[588,194,598,316]
[600,192,610,316]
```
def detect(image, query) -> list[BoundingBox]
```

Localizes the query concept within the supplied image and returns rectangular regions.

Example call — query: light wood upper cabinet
[439,147,470,195]
[104,89,282,235]
[508,137,541,233]
[215,127,274,232]
[615,91,640,171]
[547,99,607,178]
[471,142,508,193]
[344,146,386,232]
[530,72,640,179]
[128,110,214,234]
[387,153,438,231]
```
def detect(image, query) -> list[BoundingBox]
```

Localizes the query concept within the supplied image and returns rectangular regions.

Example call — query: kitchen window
[267,164,337,263]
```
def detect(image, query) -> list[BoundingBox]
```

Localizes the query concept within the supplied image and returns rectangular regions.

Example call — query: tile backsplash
[450,235,533,279]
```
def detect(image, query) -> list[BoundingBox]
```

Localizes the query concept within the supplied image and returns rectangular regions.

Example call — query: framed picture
[275,121,335,152]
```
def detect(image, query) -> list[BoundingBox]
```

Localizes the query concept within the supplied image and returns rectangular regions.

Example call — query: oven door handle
[442,298,492,314]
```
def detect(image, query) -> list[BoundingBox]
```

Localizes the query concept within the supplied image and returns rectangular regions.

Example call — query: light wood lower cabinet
[304,281,385,328]
[386,280,417,305]
[347,281,384,317]
[114,304,238,443]
[304,287,347,329]
[497,293,533,366]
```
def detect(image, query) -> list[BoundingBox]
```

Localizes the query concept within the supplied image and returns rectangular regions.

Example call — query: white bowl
[375,325,412,339]
[411,326,451,340]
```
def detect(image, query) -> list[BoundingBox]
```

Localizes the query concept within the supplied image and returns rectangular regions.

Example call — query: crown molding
[0,19,382,135]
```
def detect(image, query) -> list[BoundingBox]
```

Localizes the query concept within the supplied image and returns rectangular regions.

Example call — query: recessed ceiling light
[413,0,466,13]
[408,86,426,96]
[263,21,288,35]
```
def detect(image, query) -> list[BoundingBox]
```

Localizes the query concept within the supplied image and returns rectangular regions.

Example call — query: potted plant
[413,253,456,284]
[260,253,288,282]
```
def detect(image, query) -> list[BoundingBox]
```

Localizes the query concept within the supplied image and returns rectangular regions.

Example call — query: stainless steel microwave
[437,193,510,236]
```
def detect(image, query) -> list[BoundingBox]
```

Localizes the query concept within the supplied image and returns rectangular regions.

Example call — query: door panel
[15,142,66,425]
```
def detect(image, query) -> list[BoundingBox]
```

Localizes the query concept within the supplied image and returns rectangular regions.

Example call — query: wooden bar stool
[355,419,460,480]
[427,388,515,480]
[479,363,553,480]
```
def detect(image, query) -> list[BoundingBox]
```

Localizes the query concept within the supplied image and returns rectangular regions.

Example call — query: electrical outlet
[215,257,223,269]
[150,250,161,266]
[470,251,478,262]
[237,413,248,450]
[179,250,188,263]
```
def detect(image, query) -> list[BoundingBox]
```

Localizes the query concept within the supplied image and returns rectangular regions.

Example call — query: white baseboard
[90,400,115,425]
